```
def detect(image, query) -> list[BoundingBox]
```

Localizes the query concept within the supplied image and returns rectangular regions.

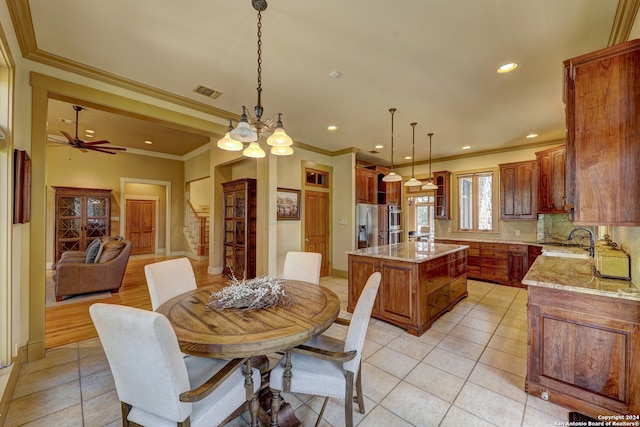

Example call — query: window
[305,168,329,188]
[457,171,493,231]
[407,195,434,235]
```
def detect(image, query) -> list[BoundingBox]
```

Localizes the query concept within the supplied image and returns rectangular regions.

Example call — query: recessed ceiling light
[85,129,95,134]
[84,134,93,138]
[526,133,538,139]
[144,140,153,145]
[329,70,342,79]
[497,62,519,73]
[462,145,471,150]
[375,145,383,149]
[327,125,337,131]
[404,156,412,160]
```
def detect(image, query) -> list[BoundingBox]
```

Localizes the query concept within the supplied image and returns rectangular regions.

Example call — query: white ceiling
[22,0,627,162]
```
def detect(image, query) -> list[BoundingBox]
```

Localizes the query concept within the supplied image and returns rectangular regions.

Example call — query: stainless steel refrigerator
[356,204,379,248]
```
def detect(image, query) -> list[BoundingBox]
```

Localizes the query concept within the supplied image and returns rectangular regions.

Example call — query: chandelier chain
[257,10,263,94]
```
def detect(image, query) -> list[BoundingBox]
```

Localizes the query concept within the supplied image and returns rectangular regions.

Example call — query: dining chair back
[145,257,197,310]
[269,271,382,427]
[90,303,260,427]
[282,251,322,285]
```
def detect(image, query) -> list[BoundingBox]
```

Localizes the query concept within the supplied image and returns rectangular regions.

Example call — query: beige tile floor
[5,278,571,426]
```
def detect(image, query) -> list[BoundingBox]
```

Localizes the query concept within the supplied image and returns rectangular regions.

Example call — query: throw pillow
[98,240,126,263]
[94,236,115,263]
[84,238,102,263]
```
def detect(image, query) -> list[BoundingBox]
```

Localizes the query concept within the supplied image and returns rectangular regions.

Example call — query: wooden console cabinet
[527,286,640,418]
[221,178,257,279]
[348,243,467,336]
[53,186,112,263]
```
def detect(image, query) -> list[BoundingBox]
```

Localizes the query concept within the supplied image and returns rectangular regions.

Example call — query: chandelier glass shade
[404,122,423,187]
[217,119,244,151]
[217,0,293,157]
[382,108,402,183]
[422,132,438,190]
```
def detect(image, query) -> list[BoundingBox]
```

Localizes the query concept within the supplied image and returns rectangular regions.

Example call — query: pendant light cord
[428,132,433,179]
[410,122,417,177]
[389,108,396,170]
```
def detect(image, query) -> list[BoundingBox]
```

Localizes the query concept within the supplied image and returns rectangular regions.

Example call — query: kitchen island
[523,254,640,418]
[347,241,468,336]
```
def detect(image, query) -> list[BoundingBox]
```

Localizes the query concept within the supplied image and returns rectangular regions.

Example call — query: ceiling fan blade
[60,130,74,142]
[85,146,117,155]
[82,140,111,146]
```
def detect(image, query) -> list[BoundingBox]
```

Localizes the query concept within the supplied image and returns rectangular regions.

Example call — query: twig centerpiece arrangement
[206,272,294,312]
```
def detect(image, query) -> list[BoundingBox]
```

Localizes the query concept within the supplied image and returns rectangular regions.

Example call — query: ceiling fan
[59,105,126,155]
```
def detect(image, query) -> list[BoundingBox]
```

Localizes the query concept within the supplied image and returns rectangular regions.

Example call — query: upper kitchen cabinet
[500,160,537,219]
[564,39,640,225]
[356,165,401,205]
[433,171,451,219]
[536,145,566,214]
[355,166,377,204]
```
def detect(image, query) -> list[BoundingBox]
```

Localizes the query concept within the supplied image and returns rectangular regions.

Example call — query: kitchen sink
[542,251,590,259]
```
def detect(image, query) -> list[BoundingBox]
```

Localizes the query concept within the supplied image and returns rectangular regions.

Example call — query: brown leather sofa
[54,239,132,301]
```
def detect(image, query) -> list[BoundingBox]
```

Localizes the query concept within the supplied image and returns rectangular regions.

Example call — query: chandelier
[382,108,402,182]
[422,133,438,190]
[217,0,293,158]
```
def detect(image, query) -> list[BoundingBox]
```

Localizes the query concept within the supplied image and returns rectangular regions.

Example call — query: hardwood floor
[45,255,226,349]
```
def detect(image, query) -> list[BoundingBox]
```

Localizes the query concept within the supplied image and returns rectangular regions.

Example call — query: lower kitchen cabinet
[527,286,640,418]
[348,248,468,336]
[436,239,536,287]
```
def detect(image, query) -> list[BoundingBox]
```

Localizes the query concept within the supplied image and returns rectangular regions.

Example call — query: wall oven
[389,205,402,231]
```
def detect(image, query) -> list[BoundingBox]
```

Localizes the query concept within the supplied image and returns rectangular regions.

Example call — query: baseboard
[331,268,348,279]
[0,346,25,427]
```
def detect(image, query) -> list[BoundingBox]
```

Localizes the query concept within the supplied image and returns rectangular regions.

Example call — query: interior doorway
[125,198,157,255]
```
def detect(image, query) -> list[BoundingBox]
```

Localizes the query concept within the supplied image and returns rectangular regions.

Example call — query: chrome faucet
[568,227,595,257]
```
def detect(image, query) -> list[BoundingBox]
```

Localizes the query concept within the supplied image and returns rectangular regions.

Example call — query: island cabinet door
[527,287,640,417]
[348,255,381,314]
[377,260,418,325]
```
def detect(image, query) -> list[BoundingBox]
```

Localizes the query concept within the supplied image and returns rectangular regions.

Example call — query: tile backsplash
[536,213,594,242]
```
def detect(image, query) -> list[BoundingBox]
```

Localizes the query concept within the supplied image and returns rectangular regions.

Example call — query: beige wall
[46,145,184,264]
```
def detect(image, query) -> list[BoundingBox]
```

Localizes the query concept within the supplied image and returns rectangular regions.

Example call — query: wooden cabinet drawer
[449,275,467,302]
[481,257,508,269]
[480,242,507,251]
[481,248,508,259]
[428,285,450,319]
[481,267,509,282]
[468,247,480,257]
[468,266,481,277]
[508,244,527,253]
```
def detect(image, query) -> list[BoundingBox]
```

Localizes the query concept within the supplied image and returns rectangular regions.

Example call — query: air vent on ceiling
[193,85,223,99]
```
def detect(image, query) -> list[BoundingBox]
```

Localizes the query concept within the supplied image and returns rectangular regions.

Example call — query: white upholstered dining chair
[90,303,260,427]
[269,271,382,427]
[145,257,197,311]
[281,251,322,285]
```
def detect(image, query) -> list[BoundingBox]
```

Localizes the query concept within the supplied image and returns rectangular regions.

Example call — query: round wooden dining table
[156,279,341,359]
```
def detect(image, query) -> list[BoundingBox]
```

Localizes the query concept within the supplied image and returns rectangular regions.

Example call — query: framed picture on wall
[13,149,31,224]
[276,188,300,220]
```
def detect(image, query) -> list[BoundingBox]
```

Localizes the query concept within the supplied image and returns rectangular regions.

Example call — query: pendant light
[404,122,422,187]
[422,132,438,190]
[382,108,402,182]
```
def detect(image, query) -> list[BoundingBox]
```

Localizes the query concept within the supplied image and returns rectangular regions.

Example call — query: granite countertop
[523,252,640,302]
[346,242,469,263]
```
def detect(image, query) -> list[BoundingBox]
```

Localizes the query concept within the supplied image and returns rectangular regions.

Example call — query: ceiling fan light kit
[59,105,125,155]
[218,0,294,158]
